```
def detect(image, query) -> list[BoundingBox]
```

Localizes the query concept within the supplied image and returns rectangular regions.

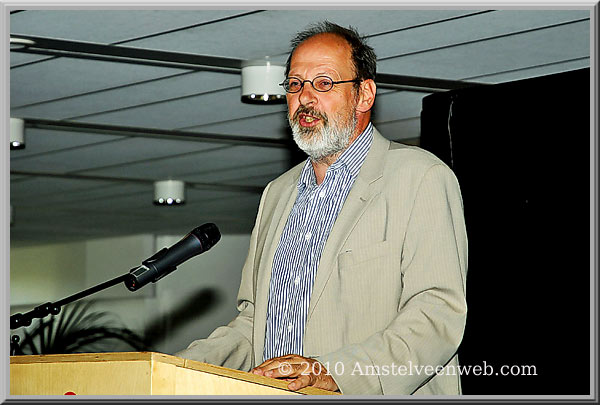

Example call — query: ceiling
[8,9,591,247]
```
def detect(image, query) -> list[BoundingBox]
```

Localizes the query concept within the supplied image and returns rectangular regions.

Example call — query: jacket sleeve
[174,182,272,371]
[316,164,468,394]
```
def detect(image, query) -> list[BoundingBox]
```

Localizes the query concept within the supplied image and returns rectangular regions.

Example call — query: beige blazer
[177,128,468,395]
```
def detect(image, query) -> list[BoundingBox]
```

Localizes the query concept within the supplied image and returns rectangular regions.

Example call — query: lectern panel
[10,352,339,396]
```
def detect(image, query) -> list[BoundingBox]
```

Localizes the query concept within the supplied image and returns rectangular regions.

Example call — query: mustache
[291,106,328,123]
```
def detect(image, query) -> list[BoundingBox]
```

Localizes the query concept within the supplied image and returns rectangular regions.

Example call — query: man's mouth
[299,113,321,127]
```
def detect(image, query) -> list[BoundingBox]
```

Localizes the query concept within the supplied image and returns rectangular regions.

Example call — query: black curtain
[420,68,590,395]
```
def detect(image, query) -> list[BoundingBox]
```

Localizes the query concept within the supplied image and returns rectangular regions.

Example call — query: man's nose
[298,82,318,106]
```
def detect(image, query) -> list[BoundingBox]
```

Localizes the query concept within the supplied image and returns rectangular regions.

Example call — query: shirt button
[319,190,326,198]
[294,276,300,285]
[288,324,293,332]
[305,232,312,240]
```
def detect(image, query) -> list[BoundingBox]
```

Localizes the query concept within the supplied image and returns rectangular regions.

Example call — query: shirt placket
[277,186,315,356]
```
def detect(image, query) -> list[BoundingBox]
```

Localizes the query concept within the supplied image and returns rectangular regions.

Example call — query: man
[176,21,468,395]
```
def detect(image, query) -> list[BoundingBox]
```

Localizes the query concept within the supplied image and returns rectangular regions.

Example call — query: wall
[10,241,87,306]
[10,233,251,355]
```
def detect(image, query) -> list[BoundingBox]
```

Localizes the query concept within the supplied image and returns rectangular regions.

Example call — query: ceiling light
[10,118,25,150]
[10,37,35,50]
[241,57,286,104]
[154,180,185,206]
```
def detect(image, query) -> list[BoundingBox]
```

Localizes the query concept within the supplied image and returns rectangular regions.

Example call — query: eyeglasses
[280,76,361,93]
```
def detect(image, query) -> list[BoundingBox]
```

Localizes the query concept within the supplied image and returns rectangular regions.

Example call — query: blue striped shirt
[263,123,374,361]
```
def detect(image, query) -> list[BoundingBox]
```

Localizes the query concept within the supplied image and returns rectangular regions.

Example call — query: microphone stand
[10,273,132,355]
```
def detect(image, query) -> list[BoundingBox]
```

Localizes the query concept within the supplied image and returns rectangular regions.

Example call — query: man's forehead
[289,33,353,72]
[294,33,350,55]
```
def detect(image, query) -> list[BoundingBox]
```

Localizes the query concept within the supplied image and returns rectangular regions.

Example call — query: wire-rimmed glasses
[280,76,361,93]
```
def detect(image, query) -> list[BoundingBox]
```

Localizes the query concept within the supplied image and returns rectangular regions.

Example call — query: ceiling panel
[27,187,259,214]
[10,53,50,67]
[13,181,149,207]
[463,58,590,83]
[186,110,290,139]
[11,70,240,120]
[194,193,262,212]
[10,176,115,201]
[8,128,125,159]
[182,146,292,182]
[10,10,251,44]
[10,137,226,174]
[226,173,286,187]
[9,174,28,182]
[10,185,262,242]
[55,188,157,211]
[184,188,258,202]
[369,10,589,60]
[71,87,288,131]
[126,10,478,59]
[210,160,292,184]
[79,144,292,180]
[378,20,590,80]
[10,57,187,107]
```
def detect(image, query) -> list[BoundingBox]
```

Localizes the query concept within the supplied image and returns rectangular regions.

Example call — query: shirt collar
[298,122,374,190]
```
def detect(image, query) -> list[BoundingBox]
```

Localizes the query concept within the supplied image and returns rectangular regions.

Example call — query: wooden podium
[10,352,340,396]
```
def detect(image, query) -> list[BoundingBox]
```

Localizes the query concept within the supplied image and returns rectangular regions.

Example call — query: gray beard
[289,111,358,163]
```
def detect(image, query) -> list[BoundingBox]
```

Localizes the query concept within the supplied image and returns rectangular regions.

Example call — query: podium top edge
[9,351,182,365]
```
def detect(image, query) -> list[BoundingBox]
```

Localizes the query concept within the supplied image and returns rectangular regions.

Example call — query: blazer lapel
[253,172,300,363]
[307,128,390,321]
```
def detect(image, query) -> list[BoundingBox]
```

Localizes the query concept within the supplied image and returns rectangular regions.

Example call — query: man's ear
[356,79,376,113]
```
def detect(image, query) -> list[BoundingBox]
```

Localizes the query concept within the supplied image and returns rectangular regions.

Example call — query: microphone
[125,223,221,291]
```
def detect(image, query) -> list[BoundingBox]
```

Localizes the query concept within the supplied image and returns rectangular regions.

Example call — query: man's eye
[288,79,301,88]
[316,78,332,89]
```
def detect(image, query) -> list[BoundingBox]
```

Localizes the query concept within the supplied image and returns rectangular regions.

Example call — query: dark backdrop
[419,68,591,395]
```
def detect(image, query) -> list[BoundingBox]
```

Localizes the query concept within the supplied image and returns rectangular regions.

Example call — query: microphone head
[191,223,221,251]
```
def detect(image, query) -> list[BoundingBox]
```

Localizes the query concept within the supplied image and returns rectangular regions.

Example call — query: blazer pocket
[336,240,403,340]
[338,240,398,269]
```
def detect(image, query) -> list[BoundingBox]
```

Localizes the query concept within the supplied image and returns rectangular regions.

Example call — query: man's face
[286,33,359,161]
